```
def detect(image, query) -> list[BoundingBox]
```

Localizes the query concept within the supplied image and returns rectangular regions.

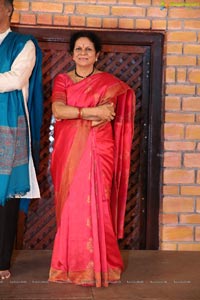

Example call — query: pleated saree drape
[49,72,135,287]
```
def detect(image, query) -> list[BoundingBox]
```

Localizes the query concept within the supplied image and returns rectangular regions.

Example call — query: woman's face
[72,37,99,68]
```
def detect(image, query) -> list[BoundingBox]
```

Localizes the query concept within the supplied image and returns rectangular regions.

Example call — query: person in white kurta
[0,0,42,280]
[0,28,40,199]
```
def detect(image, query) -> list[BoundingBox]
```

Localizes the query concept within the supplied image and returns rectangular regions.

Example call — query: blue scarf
[0,32,43,207]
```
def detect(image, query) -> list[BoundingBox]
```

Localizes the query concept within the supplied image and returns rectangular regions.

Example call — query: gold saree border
[49,267,122,288]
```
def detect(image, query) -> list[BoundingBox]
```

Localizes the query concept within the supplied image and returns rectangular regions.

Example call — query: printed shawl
[0,32,43,206]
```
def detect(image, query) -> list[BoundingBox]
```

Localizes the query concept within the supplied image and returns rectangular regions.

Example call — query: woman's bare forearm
[52,101,115,122]
[52,102,100,121]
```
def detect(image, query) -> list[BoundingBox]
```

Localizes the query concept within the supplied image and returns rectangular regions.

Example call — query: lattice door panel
[23,42,150,250]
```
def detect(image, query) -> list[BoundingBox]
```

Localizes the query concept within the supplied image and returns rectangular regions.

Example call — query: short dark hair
[4,0,14,19]
[69,31,102,54]
[4,0,14,7]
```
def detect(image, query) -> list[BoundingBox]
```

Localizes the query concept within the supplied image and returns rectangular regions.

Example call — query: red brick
[165,67,175,82]
[197,173,200,185]
[102,18,118,28]
[184,153,200,168]
[186,125,200,139]
[178,244,200,251]
[181,186,200,196]
[135,19,151,29]
[188,69,200,84]
[163,169,194,184]
[135,0,151,5]
[15,1,29,11]
[163,197,194,213]
[32,2,63,13]
[152,0,162,4]
[64,4,75,14]
[160,214,178,224]
[166,55,196,66]
[182,97,200,111]
[119,18,134,29]
[164,152,181,168]
[184,20,200,30]
[169,8,200,19]
[166,43,183,54]
[197,198,200,212]
[168,20,182,30]
[77,5,109,15]
[87,17,102,28]
[165,112,194,123]
[63,0,96,2]
[177,68,186,82]
[163,185,179,195]
[164,141,195,151]
[70,16,85,27]
[180,214,200,224]
[152,20,167,30]
[112,6,145,17]
[53,15,69,26]
[118,0,133,3]
[160,243,177,250]
[147,7,167,17]
[166,84,195,95]
[98,0,117,3]
[165,96,181,110]
[11,12,20,23]
[164,124,184,139]
[162,226,193,242]
[184,44,200,55]
[37,14,52,25]
[196,227,200,241]
[167,32,197,42]
[20,13,36,25]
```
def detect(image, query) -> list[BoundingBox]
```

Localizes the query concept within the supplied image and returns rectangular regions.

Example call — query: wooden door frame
[12,25,164,250]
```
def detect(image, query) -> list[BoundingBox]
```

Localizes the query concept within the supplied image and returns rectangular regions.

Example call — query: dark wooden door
[13,27,164,250]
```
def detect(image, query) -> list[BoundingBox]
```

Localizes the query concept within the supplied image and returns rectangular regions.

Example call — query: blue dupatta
[0,32,43,207]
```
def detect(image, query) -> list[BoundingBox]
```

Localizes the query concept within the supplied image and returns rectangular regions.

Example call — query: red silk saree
[49,72,135,287]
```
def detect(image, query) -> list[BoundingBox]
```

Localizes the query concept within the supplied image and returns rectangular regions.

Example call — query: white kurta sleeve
[0,40,36,93]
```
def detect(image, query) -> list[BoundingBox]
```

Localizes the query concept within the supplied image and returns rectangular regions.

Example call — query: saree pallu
[49,72,135,287]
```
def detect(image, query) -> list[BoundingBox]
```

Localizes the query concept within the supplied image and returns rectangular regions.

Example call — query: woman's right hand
[97,103,116,122]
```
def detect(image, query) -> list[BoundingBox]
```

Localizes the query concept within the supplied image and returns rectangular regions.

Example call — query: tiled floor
[0,250,199,300]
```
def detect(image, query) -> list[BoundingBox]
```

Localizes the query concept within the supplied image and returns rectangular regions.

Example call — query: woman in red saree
[49,31,135,287]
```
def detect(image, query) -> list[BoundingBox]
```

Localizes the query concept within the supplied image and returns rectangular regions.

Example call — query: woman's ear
[96,52,100,61]
[6,4,13,18]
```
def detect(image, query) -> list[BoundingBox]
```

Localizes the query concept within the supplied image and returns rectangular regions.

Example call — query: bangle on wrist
[77,107,83,119]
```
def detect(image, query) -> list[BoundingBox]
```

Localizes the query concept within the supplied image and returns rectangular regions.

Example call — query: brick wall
[12,0,200,251]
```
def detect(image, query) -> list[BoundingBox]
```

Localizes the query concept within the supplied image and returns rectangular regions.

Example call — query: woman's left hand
[91,120,106,127]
